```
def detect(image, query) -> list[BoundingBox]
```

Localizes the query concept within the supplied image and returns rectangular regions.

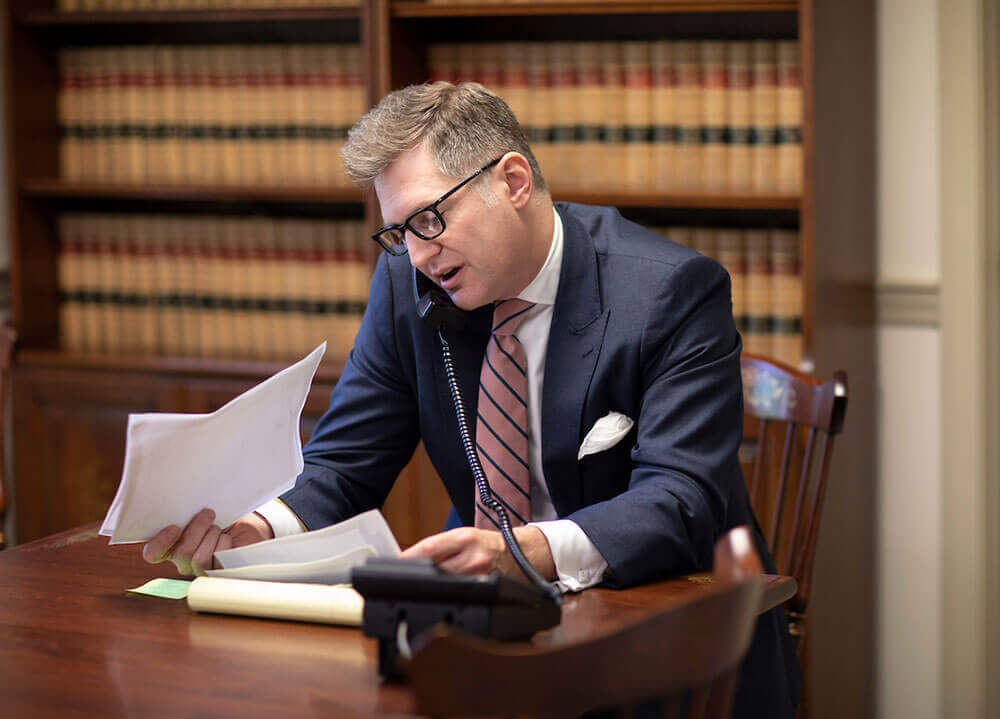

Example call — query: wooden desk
[0,525,796,718]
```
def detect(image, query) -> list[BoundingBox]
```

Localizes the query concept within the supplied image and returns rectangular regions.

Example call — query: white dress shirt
[258,207,609,592]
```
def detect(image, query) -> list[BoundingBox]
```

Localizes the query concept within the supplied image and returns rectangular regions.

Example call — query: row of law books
[430,40,801,194]
[56,1,357,9]
[57,213,376,361]
[652,225,802,368]
[58,45,365,186]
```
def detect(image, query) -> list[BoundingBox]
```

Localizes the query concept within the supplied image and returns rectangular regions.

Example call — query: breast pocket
[578,434,634,506]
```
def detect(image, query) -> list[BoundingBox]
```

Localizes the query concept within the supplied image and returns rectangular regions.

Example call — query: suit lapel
[542,205,610,516]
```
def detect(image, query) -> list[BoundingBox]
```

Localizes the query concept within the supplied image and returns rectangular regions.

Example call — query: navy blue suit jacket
[282,202,799,717]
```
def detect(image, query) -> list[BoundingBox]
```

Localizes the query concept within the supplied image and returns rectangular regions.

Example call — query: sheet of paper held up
[100,342,326,544]
[206,509,401,584]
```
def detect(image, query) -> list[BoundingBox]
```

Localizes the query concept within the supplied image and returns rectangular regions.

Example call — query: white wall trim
[938,1,998,716]
[876,282,940,327]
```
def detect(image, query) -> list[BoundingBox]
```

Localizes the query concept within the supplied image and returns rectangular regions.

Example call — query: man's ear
[499,153,533,209]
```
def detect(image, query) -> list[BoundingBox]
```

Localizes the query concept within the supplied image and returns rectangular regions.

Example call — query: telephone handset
[413,266,468,331]
[352,266,562,680]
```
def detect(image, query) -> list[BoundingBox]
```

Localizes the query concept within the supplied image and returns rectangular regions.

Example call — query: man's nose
[405,230,441,268]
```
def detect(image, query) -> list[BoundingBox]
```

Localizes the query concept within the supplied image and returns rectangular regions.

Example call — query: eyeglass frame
[371,156,503,256]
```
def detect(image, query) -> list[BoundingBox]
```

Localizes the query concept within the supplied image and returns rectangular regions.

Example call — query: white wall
[876,1,943,717]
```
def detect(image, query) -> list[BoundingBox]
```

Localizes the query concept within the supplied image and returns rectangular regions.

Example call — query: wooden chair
[404,527,763,719]
[739,354,848,713]
[0,324,15,550]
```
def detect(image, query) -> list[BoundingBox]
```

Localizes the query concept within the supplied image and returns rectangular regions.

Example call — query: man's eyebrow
[389,194,439,226]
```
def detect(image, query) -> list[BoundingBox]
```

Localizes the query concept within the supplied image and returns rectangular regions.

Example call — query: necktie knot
[492,299,535,337]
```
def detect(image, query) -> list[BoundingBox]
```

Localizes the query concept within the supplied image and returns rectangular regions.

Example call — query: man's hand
[400,525,557,582]
[141,508,275,577]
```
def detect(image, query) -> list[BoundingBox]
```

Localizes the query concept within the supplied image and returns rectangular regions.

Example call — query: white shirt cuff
[255,499,307,539]
[530,519,608,593]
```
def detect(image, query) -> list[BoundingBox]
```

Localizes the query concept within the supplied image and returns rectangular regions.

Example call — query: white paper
[212,508,401,571]
[205,544,377,585]
[100,343,326,544]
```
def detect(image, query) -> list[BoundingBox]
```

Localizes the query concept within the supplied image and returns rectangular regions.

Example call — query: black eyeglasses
[371,157,503,256]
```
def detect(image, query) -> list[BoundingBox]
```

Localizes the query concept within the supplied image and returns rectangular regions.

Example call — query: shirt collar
[517,206,562,306]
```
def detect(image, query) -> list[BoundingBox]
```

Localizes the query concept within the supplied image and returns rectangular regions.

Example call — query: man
[143,82,799,715]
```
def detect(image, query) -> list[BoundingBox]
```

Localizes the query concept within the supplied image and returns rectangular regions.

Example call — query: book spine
[726,42,753,193]
[274,46,296,186]
[622,41,652,192]
[750,41,779,193]
[776,41,802,194]
[664,225,691,249]
[700,41,727,192]
[524,43,552,190]
[113,216,141,353]
[57,214,87,352]
[97,215,123,352]
[215,47,241,185]
[691,226,718,262]
[58,50,83,182]
[224,218,254,359]
[190,218,213,358]
[132,215,158,355]
[598,42,625,192]
[769,229,802,367]
[716,229,747,335]
[673,41,701,191]
[344,45,366,187]
[573,42,603,191]
[744,229,773,357]
[429,44,458,85]
[287,45,310,185]
[549,42,577,190]
[650,40,675,191]
[304,220,327,357]
[152,216,179,355]
[94,48,115,183]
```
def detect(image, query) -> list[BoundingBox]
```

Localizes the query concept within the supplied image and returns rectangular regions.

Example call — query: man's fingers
[142,525,182,564]
[169,508,216,576]
[212,532,233,569]
[400,531,465,563]
[400,528,501,575]
[190,525,222,576]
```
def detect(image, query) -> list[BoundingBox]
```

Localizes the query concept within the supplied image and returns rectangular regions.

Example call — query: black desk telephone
[351,268,563,679]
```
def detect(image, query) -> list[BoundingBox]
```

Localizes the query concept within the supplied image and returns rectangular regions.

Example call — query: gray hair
[341,82,548,196]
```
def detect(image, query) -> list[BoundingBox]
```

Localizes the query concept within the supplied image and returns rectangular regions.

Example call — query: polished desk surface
[0,524,796,718]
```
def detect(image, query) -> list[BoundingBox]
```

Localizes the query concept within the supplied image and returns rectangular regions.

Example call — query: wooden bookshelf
[4,2,874,713]
[22,180,366,205]
[391,1,799,18]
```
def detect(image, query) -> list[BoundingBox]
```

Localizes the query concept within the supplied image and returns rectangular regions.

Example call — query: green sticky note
[127,578,191,600]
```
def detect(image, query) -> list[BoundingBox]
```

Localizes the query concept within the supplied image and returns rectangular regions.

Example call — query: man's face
[374,144,533,311]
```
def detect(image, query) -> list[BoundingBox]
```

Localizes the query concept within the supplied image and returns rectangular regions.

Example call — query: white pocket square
[578,411,635,460]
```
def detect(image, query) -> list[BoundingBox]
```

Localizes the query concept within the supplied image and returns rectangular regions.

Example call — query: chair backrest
[0,324,15,550]
[405,527,763,719]
[739,354,847,616]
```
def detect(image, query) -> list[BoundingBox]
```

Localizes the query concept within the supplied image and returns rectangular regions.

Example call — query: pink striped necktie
[474,299,535,530]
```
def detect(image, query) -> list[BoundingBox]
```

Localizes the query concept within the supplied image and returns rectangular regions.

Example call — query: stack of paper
[207,509,400,584]
[100,343,326,544]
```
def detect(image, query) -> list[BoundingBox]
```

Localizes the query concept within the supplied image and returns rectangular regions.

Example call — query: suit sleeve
[569,254,744,587]
[278,254,421,530]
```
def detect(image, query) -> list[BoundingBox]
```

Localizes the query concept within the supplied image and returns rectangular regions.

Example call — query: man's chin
[447,288,485,312]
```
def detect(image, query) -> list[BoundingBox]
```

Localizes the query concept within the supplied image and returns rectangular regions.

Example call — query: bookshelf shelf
[17,349,346,384]
[393,1,798,19]
[19,8,362,26]
[21,181,365,206]
[552,191,800,211]
[19,8,361,44]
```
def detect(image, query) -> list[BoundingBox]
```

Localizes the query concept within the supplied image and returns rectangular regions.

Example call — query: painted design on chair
[742,365,798,417]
